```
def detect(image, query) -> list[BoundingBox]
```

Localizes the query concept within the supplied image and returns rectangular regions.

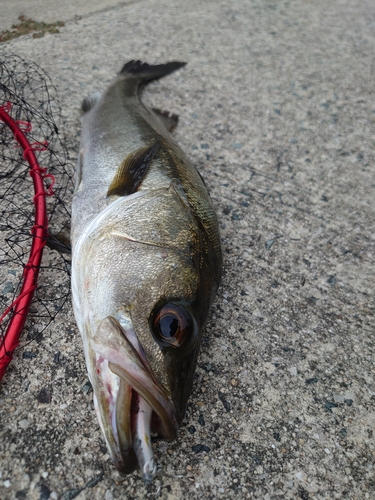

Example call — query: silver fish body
[71,61,222,481]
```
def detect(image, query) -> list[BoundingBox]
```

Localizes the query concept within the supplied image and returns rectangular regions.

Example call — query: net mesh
[0,55,74,378]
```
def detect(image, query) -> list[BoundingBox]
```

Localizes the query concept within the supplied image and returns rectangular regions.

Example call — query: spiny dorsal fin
[152,108,179,133]
[119,61,186,83]
[107,141,160,197]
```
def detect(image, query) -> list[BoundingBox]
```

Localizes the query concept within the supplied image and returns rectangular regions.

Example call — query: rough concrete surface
[0,0,374,498]
[0,0,126,32]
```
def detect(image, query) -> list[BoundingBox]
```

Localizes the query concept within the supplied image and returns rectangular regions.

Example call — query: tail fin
[119,60,186,85]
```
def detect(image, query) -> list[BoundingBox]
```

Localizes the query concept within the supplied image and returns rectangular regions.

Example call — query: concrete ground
[0,0,374,498]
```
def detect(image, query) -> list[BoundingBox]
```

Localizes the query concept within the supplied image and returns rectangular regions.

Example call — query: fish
[71,60,222,482]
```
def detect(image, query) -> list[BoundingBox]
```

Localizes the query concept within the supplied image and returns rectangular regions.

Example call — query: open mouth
[91,316,178,483]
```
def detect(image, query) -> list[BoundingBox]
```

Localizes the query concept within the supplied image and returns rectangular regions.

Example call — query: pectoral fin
[107,141,160,197]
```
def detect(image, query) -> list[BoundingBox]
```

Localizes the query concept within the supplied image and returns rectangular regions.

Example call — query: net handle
[0,104,49,380]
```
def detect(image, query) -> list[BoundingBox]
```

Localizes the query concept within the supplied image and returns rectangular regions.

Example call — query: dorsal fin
[107,141,160,197]
[152,108,179,133]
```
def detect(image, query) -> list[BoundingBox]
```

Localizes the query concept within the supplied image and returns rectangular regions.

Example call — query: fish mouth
[91,316,179,482]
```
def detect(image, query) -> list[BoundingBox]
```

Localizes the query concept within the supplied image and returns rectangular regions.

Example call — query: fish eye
[152,304,192,348]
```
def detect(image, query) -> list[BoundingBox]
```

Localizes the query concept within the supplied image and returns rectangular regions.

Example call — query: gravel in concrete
[0,1,374,498]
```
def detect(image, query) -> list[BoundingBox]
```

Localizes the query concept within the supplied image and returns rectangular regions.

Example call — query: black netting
[0,55,74,368]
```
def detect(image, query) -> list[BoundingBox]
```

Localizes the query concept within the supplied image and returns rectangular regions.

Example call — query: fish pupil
[152,303,192,347]
[159,315,179,339]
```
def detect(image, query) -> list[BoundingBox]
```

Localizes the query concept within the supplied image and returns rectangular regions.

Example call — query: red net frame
[0,55,73,381]
[0,105,53,379]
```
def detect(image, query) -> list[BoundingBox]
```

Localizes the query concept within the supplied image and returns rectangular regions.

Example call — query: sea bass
[71,61,222,482]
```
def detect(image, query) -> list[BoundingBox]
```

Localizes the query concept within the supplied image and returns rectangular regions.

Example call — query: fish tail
[119,60,186,85]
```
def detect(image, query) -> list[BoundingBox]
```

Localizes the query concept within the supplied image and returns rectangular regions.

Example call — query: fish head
[75,187,221,477]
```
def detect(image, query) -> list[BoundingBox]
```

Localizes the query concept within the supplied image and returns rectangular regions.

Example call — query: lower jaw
[114,449,138,474]
[114,389,157,479]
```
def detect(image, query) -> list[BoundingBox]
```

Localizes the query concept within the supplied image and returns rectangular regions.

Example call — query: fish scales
[71,60,222,481]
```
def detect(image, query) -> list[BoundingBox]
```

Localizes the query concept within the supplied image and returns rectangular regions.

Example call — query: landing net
[0,55,73,380]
